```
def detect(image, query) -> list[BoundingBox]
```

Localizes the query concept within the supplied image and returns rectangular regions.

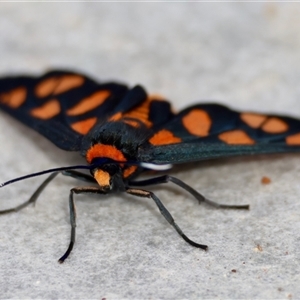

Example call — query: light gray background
[0,3,300,299]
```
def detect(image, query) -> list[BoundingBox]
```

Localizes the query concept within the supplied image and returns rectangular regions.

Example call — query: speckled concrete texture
[0,3,300,299]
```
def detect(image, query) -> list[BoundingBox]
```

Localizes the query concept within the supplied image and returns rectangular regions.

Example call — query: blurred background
[1,3,300,113]
[0,3,300,299]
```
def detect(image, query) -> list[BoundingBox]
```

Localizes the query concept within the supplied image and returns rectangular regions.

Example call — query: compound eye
[105,164,120,174]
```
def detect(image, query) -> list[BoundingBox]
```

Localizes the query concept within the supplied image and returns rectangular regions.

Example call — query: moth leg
[129,175,249,210]
[126,187,208,251]
[62,170,96,183]
[58,186,106,263]
[0,172,59,215]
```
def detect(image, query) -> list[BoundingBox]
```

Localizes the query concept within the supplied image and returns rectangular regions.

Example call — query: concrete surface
[0,2,300,299]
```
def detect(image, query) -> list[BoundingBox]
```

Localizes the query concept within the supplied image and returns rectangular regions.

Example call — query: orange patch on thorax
[86,144,127,164]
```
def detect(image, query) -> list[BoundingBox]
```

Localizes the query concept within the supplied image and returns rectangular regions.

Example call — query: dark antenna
[0,161,172,188]
[0,165,92,188]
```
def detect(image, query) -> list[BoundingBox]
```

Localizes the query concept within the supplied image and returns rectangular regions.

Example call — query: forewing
[139,103,300,164]
[0,70,148,151]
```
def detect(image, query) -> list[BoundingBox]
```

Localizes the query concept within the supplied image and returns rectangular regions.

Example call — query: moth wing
[0,70,148,151]
[139,103,300,164]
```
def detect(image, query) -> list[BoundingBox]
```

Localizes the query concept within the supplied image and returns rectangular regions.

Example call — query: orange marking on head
[35,75,84,98]
[123,165,138,178]
[0,87,27,108]
[149,129,182,146]
[219,130,255,145]
[261,117,289,133]
[109,112,122,122]
[67,90,111,116]
[123,98,152,127]
[30,99,60,119]
[71,117,97,135]
[86,144,127,164]
[182,109,211,137]
[286,133,300,145]
[240,113,267,128]
[94,169,110,187]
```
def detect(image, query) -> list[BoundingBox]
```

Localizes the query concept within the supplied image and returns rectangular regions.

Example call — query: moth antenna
[0,165,92,188]
[90,159,173,171]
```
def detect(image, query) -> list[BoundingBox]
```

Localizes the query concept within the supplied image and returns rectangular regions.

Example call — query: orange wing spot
[0,86,27,108]
[109,112,122,122]
[262,117,289,133]
[35,77,58,98]
[35,75,84,98]
[53,75,84,95]
[123,119,141,128]
[86,144,127,164]
[148,94,165,101]
[71,117,97,135]
[30,99,60,119]
[182,109,211,137]
[219,130,255,145]
[149,129,182,146]
[94,169,110,187]
[67,90,111,116]
[286,133,300,145]
[123,165,138,178]
[123,98,152,128]
[240,113,267,128]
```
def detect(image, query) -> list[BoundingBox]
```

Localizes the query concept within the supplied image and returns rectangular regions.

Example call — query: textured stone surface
[0,3,300,299]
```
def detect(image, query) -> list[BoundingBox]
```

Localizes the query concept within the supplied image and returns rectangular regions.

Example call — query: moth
[0,70,299,262]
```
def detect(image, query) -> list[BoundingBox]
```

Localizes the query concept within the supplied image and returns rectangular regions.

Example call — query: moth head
[91,162,124,192]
